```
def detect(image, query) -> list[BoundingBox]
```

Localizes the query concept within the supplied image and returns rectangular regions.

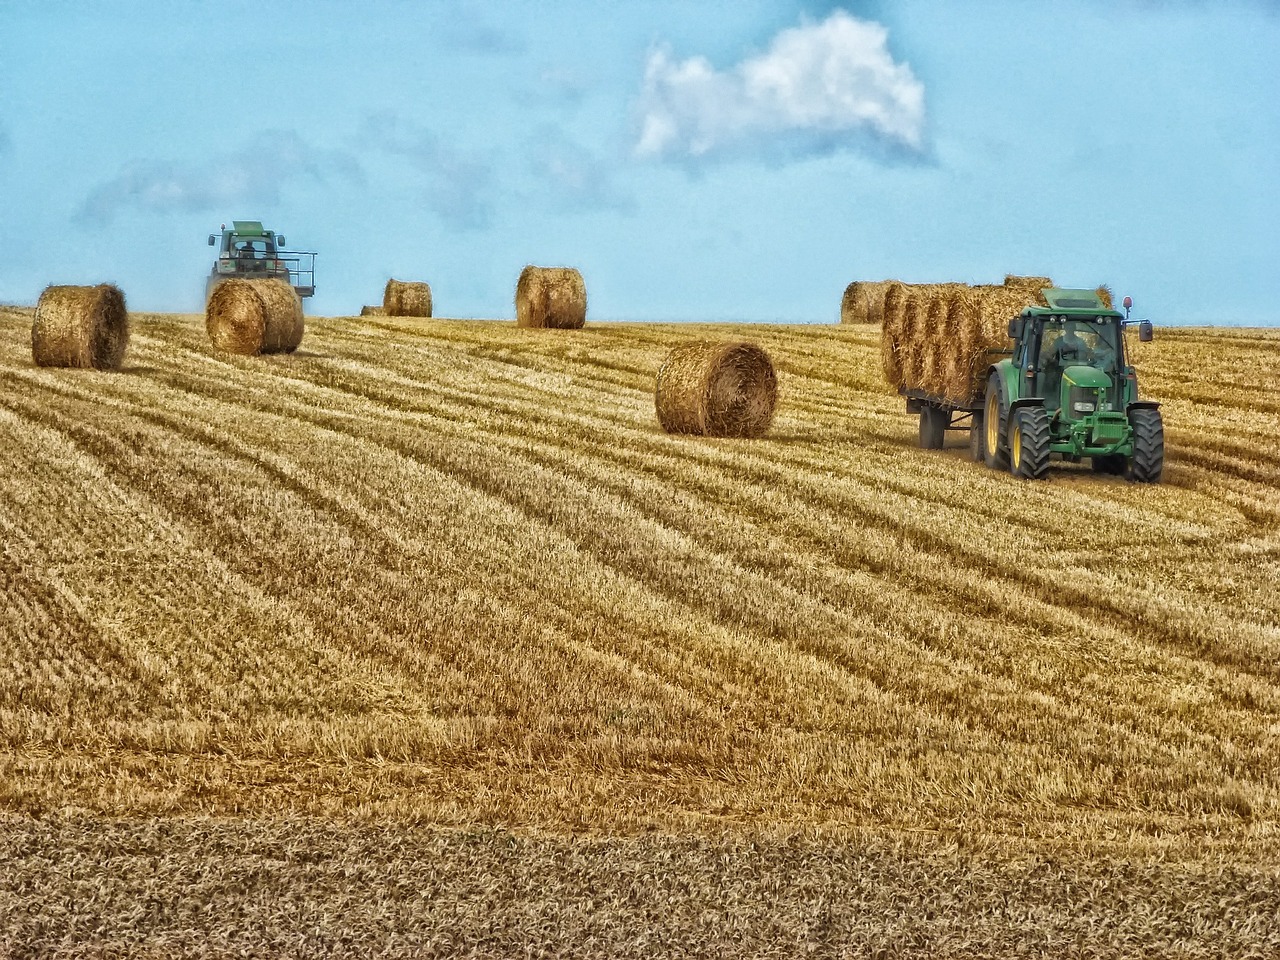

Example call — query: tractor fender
[1126,400,1161,412]
[1008,397,1047,414]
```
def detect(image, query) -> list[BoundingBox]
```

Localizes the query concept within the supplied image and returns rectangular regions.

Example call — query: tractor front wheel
[1128,407,1165,483]
[1008,407,1051,480]
[919,405,949,450]
[983,375,1010,471]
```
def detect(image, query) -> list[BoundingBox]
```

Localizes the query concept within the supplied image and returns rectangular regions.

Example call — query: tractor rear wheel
[983,375,1009,470]
[1128,407,1165,483]
[919,405,949,449]
[1008,406,1051,479]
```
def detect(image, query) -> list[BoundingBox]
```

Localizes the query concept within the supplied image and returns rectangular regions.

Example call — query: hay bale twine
[360,305,386,316]
[655,340,777,438]
[515,266,586,329]
[31,284,129,370]
[383,279,432,318]
[205,278,303,356]
[841,280,893,325]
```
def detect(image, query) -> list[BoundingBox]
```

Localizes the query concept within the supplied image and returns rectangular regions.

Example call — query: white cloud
[78,131,361,224]
[636,10,926,162]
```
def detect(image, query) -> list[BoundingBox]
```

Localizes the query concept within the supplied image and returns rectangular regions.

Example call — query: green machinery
[907,288,1164,482]
[206,221,316,303]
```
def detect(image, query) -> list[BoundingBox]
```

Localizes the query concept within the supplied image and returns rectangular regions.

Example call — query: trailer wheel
[919,406,949,450]
[969,410,985,462]
[1127,407,1164,483]
[983,375,1009,470]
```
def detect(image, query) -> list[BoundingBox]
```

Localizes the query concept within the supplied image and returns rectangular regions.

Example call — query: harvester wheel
[969,410,985,462]
[1127,407,1164,483]
[1008,406,1051,480]
[983,375,1009,471]
[919,406,949,450]
[1091,454,1127,475]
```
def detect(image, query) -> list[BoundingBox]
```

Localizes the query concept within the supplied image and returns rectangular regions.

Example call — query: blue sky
[1,0,1276,324]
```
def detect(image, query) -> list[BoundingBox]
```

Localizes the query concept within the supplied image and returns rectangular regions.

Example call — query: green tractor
[980,288,1163,481]
[206,220,316,304]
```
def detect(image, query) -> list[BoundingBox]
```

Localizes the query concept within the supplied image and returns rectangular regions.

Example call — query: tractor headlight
[1073,400,1095,413]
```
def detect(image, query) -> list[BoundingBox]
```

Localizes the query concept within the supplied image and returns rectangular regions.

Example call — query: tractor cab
[1008,289,1131,423]
[205,220,316,304]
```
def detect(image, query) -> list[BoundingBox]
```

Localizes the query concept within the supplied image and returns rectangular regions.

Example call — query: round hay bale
[360,305,386,316]
[900,292,930,391]
[655,340,777,438]
[841,280,893,325]
[1096,284,1114,309]
[205,278,303,356]
[383,279,432,318]
[31,284,129,370]
[879,281,910,388]
[515,266,586,329]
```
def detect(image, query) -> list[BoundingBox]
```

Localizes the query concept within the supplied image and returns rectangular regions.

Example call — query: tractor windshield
[233,238,276,259]
[1038,317,1121,374]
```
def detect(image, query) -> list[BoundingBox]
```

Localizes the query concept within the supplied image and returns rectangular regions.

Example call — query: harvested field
[1,817,1277,958]
[0,305,1278,954]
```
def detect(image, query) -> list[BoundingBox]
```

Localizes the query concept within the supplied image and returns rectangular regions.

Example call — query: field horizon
[1,306,1277,954]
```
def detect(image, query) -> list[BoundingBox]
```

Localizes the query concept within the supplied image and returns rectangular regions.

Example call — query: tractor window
[234,239,275,258]
[1039,319,1120,373]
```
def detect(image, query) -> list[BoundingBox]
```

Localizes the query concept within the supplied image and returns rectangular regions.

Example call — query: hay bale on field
[31,284,129,370]
[205,278,303,356]
[655,340,777,438]
[383,279,432,318]
[515,266,586,329]
[841,280,893,325]
[360,305,386,316]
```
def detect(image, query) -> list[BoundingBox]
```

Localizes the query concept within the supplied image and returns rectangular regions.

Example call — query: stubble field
[0,305,1277,956]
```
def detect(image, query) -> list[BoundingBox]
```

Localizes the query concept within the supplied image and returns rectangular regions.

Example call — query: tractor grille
[1069,385,1099,415]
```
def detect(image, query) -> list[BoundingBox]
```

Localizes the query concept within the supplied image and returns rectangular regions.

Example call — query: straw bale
[515,266,587,329]
[655,340,777,438]
[1003,275,1054,306]
[1096,284,1114,309]
[841,280,893,325]
[31,284,129,370]
[205,278,304,356]
[360,305,386,316]
[383,280,432,318]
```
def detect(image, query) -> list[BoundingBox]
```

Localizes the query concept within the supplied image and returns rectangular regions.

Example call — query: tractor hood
[1062,365,1112,390]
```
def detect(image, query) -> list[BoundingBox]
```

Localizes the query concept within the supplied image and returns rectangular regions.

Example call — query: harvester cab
[983,288,1163,481]
[205,221,316,304]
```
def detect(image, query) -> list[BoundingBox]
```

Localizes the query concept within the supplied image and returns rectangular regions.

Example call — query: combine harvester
[205,221,316,305]
[903,288,1163,481]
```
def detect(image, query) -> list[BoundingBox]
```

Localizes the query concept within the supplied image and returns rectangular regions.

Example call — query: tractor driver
[1038,322,1091,404]
[238,242,256,260]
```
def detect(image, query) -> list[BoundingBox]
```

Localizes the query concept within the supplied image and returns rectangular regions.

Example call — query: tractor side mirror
[276,235,286,247]
[208,235,216,246]
[1139,320,1154,343]
[1007,317,1024,340]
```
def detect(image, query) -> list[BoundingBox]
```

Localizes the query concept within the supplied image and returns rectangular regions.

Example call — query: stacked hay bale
[515,266,586,329]
[383,280,432,317]
[655,340,777,438]
[31,284,130,370]
[879,279,1062,405]
[840,280,894,325]
[206,278,304,355]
